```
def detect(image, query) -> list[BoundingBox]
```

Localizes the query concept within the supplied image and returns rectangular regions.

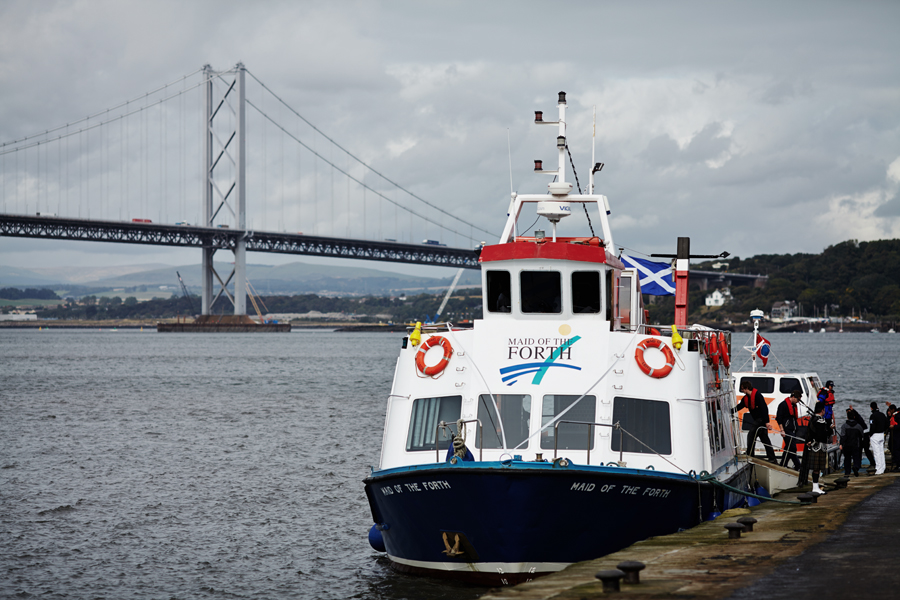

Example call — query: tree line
[646,239,900,324]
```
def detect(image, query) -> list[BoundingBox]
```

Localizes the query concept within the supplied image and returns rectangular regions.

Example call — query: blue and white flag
[620,255,675,296]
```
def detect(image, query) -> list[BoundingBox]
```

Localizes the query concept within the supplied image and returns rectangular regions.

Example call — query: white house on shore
[705,288,732,307]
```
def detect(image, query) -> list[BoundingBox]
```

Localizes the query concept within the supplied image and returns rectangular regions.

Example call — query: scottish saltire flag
[620,255,675,296]
[755,334,771,367]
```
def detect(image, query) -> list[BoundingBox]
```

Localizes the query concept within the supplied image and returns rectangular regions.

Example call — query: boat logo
[500,335,582,385]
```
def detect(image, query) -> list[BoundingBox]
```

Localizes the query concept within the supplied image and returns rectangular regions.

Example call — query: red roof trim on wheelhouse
[480,240,624,268]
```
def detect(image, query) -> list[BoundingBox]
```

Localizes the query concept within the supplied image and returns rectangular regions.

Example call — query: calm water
[1,329,898,599]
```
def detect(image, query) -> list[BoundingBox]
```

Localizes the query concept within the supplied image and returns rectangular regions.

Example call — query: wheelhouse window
[540,394,597,450]
[520,271,561,314]
[572,271,601,313]
[779,377,802,394]
[738,377,774,394]
[486,270,511,313]
[611,397,672,455]
[477,394,531,448]
[406,395,462,452]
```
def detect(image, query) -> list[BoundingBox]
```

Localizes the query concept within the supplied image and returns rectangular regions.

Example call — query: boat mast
[750,308,764,373]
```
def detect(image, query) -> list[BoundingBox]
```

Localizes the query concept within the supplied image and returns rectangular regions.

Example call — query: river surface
[1,329,897,599]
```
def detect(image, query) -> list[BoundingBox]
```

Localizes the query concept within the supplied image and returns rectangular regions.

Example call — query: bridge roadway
[0,214,481,270]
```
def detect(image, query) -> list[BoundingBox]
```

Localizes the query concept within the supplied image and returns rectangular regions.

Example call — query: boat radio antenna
[507,128,514,196]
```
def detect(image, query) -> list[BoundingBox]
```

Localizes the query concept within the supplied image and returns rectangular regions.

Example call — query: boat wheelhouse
[364,92,751,585]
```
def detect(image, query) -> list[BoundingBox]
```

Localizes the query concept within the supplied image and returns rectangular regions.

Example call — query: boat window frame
[540,394,597,450]
[475,393,532,449]
[571,270,602,314]
[519,270,562,314]
[610,396,672,455]
[405,395,463,452]
[485,269,512,313]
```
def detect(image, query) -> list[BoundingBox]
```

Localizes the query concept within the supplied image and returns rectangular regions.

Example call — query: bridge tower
[201,63,247,316]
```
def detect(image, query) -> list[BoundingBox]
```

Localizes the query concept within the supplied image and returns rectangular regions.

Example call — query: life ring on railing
[635,337,676,379]
[415,335,453,376]
[708,334,720,369]
[718,331,730,368]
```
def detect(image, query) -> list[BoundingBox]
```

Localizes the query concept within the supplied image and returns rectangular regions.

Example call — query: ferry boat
[731,312,837,492]
[363,92,752,585]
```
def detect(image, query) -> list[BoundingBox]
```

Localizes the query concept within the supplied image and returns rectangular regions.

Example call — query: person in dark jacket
[839,408,865,477]
[776,389,802,469]
[735,381,777,463]
[869,402,888,475]
[808,402,831,494]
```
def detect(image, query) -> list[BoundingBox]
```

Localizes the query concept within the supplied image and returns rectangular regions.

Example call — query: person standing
[776,390,802,469]
[839,408,865,477]
[808,402,831,495]
[735,381,778,463]
[869,401,888,475]
[818,380,837,433]
[887,405,899,472]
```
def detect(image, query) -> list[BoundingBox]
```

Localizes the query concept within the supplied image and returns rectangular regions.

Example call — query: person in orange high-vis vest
[735,381,777,463]
[776,390,802,469]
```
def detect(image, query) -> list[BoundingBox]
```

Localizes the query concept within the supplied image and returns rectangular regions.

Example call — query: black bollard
[834,477,849,489]
[595,569,625,592]
[724,522,746,539]
[736,516,758,532]
[797,493,814,504]
[616,561,646,584]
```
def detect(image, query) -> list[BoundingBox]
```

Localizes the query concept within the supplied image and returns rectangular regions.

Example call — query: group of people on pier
[737,380,898,494]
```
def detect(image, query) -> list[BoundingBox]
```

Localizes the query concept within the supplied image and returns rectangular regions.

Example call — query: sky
[1,0,899,279]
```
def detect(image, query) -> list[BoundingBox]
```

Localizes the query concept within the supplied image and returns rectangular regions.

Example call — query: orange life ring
[635,337,675,379]
[708,334,720,369]
[718,331,730,368]
[415,335,453,376]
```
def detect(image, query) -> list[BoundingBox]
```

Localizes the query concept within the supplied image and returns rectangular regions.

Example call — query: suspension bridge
[0,64,490,316]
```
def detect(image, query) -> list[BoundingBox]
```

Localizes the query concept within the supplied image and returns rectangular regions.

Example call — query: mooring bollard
[736,516,758,532]
[834,477,849,489]
[616,561,646,584]
[595,569,626,592]
[797,493,814,505]
[724,522,746,539]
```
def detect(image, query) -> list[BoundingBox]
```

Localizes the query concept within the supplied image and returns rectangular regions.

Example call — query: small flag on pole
[755,333,771,367]
[621,255,675,296]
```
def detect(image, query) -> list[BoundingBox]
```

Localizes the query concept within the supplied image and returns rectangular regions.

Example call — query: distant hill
[1,261,481,296]
[0,265,63,287]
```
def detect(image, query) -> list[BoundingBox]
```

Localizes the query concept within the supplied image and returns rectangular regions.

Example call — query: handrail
[435,419,483,463]
[552,420,623,465]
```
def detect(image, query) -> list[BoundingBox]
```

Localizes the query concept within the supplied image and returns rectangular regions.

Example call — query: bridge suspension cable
[247,98,482,243]
[0,68,205,151]
[246,69,497,240]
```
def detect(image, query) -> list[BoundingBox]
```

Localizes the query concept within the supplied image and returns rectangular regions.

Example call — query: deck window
[739,376,775,394]
[572,271,601,313]
[540,395,597,450]
[486,270,511,313]
[619,273,633,326]
[406,395,463,452]
[611,397,672,455]
[520,271,561,313]
[477,394,531,449]
[779,377,802,394]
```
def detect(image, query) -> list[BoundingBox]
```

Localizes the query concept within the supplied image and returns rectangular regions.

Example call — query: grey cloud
[874,193,900,217]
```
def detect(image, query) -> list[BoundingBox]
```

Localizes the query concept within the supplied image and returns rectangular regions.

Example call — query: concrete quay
[481,472,899,600]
